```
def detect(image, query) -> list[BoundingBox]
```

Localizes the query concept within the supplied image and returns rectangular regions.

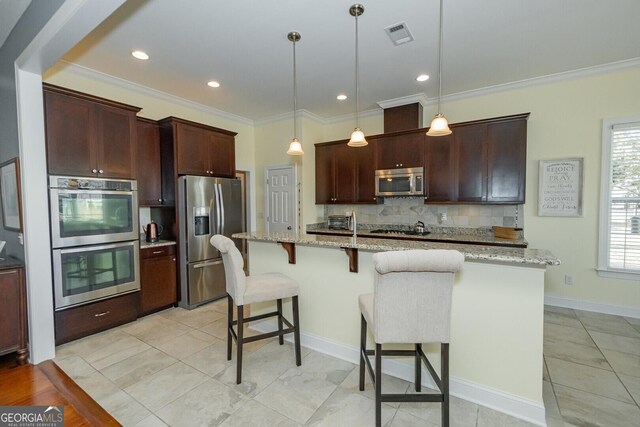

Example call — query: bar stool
[211,235,301,384]
[359,249,464,427]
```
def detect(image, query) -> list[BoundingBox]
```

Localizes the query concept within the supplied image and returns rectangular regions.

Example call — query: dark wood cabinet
[424,113,529,205]
[315,141,376,204]
[160,117,237,178]
[424,133,455,203]
[0,260,28,365]
[43,84,140,179]
[136,118,167,206]
[54,292,139,345]
[375,132,424,170]
[139,245,177,316]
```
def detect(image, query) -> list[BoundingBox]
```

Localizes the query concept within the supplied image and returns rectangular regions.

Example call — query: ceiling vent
[384,22,414,46]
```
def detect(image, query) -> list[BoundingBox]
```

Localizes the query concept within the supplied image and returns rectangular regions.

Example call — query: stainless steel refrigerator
[178,175,243,309]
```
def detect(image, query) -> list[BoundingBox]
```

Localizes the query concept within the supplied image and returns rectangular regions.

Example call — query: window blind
[607,122,640,271]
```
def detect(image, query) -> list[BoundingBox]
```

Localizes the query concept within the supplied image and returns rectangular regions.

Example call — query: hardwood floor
[0,354,120,426]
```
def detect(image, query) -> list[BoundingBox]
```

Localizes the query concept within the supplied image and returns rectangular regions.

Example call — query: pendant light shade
[426,0,451,137]
[287,31,304,155]
[347,4,367,147]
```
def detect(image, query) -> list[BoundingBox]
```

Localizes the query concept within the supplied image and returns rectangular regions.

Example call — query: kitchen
[1,1,639,426]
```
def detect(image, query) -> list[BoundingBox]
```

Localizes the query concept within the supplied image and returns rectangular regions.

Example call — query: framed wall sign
[538,158,584,217]
[0,158,23,231]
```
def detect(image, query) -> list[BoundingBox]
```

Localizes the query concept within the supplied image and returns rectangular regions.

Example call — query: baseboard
[545,294,640,319]
[250,320,546,426]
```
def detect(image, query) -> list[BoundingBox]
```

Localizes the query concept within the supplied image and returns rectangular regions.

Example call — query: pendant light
[426,0,452,137]
[348,4,367,147]
[287,31,304,155]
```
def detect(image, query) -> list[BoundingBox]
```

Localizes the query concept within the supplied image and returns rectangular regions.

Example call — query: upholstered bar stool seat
[359,249,463,427]
[211,235,301,384]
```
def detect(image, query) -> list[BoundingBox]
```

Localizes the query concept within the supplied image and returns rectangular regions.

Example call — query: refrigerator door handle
[192,260,223,269]
[215,183,222,235]
[219,183,225,235]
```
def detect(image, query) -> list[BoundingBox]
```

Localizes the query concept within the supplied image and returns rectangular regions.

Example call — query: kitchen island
[234,231,559,426]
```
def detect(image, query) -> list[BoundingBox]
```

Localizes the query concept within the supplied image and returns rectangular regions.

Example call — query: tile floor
[53,301,640,426]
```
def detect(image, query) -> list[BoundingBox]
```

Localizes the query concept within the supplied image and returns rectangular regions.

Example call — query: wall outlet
[438,212,447,223]
[564,275,574,285]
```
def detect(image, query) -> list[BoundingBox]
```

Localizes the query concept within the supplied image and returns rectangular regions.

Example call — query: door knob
[98,169,104,174]
[287,226,292,230]
[92,168,98,173]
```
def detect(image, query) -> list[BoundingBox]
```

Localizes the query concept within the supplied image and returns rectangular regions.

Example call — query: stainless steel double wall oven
[49,176,140,310]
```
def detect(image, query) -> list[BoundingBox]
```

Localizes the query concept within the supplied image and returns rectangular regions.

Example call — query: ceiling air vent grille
[384,22,414,46]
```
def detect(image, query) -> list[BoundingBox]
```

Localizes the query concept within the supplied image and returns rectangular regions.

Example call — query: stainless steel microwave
[375,167,424,197]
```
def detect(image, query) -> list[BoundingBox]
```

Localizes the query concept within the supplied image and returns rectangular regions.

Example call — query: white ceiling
[58,0,640,122]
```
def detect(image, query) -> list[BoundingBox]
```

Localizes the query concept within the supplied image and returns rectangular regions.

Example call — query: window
[598,117,640,279]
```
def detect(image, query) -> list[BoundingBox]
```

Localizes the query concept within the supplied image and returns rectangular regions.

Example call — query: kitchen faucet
[351,210,357,237]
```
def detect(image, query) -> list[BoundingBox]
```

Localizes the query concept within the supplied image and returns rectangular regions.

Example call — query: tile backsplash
[324,197,522,228]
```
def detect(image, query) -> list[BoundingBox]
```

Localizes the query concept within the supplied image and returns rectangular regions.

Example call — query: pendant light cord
[436,0,444,115]
[355,11,360,129]
[293,37,297,139]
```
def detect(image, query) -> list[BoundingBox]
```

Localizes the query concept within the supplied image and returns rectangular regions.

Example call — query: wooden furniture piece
[375,131,424,170]
[43,83,140,179]
[139,244,177,315]
[383,103,423,133]
[211,235,301,384]
[137,117,171,206]
[359,249,464,427]
[54,292,139,345]
[0,360,119,426]
[0,258,28,365]
[314,140,377,204]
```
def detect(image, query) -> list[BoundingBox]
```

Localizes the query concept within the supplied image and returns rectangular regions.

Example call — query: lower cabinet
[139,245,177,316]
[0,261,28,364]
[55,292,139,345]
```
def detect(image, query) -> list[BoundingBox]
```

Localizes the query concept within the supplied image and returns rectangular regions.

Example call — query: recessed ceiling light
[416,74,429,82]
[207,81,221,88]
[337,94,347,101]
[131,50,149,60]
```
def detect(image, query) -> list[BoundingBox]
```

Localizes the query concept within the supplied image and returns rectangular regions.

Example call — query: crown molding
[376,93,427,109]
[51,60,255,126]
[323,108,383,125]
[253,109,325,127]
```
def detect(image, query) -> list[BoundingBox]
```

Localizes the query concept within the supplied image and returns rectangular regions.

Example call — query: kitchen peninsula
[234,231,560,425]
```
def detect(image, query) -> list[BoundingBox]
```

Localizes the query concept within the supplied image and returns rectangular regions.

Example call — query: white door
[265,165,296,233]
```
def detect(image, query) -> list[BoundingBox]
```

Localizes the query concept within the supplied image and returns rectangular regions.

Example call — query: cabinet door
[137,120,163,206]
[0,269,21,354]
[425,133,455,203]
[334,144,357,203]
[376,133,424,169]
[44,90,96,177]
[96,104,137,178]
[176,123,208,175]
[209,132,236,177]
[140,254,177,315]
[354,143,377,203]
[486,120,527,203]
[315,144,335,203]
[455,125,487,202]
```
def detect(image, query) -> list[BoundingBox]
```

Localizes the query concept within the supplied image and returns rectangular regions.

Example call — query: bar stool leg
[442,343,450,427]
[375,343,382,427]
[226,295,233,361]
[359,315,366,391]
[292,296,302,366]
[236,305,244,384]
[277,299,284,345]
[415,343,422,392]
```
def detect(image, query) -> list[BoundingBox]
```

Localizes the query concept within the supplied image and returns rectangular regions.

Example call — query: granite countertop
[306,226,528,248]
[140,239,177,249]
[233,231,560,266]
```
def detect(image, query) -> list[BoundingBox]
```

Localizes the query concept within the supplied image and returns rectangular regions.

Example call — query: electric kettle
[144,221,163,243]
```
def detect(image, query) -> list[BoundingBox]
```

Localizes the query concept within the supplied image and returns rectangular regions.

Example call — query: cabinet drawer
[55,292,139,345]
[141,244,176,259]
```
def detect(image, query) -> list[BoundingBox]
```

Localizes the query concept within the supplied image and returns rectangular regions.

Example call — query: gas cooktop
[368,229,431,237]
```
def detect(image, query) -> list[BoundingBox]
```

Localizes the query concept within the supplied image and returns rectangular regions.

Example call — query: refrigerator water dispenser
[193,207,210,236]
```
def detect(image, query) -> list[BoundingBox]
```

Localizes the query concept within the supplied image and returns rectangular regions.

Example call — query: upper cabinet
[376,132,424,170]
[160,117,236,178]
[44,84,140,179]
[424,113,529,204]
[314,141,377,204]
[136,118,170,206]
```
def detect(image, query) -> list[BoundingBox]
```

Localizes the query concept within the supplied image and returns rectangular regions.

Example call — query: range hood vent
[384,22,414,45]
